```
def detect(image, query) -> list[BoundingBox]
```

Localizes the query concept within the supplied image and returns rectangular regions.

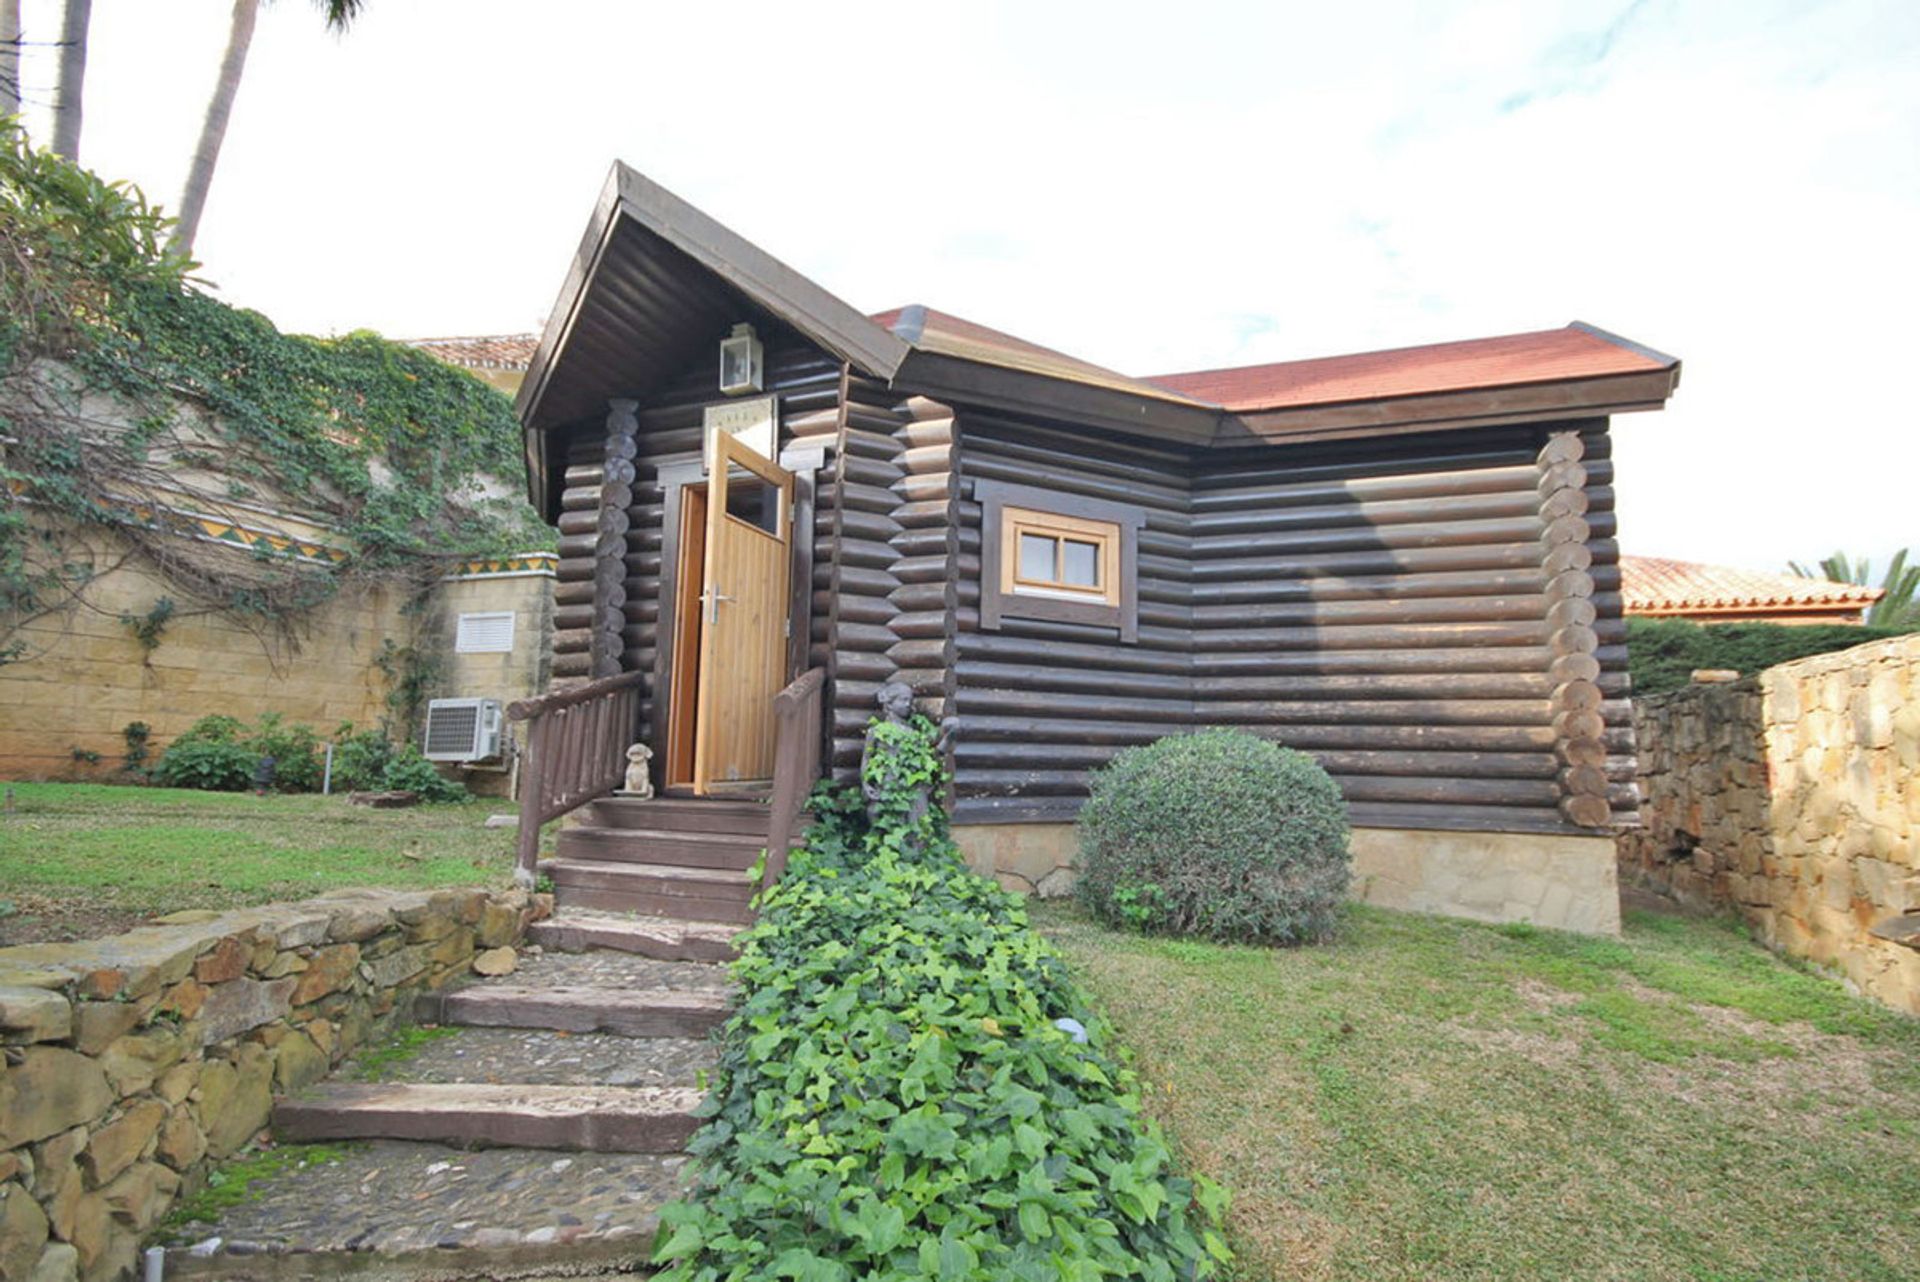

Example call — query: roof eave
[892,348,1224,445]
[1219,367,1682,446]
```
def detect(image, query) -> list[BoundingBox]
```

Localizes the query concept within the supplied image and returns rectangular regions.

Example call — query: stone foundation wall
[1619,635,1920,1012]
[954,821,1622,935]
[0,886,545,1281]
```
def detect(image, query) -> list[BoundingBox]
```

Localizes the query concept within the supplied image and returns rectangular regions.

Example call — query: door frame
[648,445,821,793]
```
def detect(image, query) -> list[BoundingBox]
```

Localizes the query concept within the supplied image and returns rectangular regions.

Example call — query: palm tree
[50,0,88,158]
[167,0,363,258]
[2,0,22,120]
[1788,549,1920,628]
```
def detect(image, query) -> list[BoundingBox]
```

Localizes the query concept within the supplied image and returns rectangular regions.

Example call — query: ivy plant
[652,717,1229,1280]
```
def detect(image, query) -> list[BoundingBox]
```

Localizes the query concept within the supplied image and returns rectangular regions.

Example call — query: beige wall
[954,820,1622,935]
[1620,635,1920,1012]
[0,526,410,780]
[0,524,558,782]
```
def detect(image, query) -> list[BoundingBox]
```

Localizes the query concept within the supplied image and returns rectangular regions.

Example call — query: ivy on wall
[0,119,550,662]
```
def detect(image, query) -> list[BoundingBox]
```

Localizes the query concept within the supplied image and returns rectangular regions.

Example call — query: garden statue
[618,742,654,798]
[860,681,957,845]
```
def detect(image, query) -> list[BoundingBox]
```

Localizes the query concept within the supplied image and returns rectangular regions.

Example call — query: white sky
[13,0,1918,575]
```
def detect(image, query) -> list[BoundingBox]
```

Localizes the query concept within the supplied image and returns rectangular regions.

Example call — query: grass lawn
[0,781,515,941]
[1040,902,1920,1282]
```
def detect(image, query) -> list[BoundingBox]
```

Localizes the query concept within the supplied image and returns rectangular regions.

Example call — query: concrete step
[528,910,744,962]
[418,984,732,1039]
[545,859,758,925]
[583,796,770,835]
[274,1081,703,1153]
[555,825,765,870]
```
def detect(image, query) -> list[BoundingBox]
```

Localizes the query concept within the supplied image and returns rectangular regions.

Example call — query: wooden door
[693,432,794,793]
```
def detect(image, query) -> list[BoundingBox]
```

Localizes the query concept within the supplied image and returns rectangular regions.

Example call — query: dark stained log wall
[948,415,1634,835]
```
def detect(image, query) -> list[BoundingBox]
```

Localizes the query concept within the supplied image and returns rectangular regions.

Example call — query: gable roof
[518,162,1682,513]
[1622,555,1883,619]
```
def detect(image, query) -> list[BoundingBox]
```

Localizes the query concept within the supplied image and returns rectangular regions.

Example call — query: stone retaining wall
[0,886,546,1282]
[1619,634,1920,1012]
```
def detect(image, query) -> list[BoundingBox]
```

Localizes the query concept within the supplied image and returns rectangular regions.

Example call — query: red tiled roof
[1622,555,1883,617]
[405,334,539,370]
[1146,324,1671,413]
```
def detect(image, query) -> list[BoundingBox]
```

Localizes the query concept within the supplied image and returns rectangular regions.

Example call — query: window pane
[724,473,779,534]
[1018,532,1056,582]
[1061,539,1100,588]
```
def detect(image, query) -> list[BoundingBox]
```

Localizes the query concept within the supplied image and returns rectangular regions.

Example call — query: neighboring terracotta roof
[873,306,1209,407]
[405,334,539,370]
[1622,555,1883,617]
[1145,323,1674,413]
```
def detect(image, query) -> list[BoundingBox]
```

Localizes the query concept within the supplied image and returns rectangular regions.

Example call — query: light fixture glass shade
[719,323,764,394]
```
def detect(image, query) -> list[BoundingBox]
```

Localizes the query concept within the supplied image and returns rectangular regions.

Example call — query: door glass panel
[1061,539,1100,588]
[723,469,780,535]
[1018,532,1056,582]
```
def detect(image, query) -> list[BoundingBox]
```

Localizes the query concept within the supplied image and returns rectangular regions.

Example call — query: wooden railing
[760,667,826,898]
[505,670,645,887]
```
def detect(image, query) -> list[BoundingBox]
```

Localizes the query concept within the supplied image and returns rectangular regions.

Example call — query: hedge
[653,720,1228,1281]
[1627,617,1915,695]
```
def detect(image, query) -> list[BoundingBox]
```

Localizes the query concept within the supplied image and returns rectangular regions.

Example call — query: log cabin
[506,162,1681,936]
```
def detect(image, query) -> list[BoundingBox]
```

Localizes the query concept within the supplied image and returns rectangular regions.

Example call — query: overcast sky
[12,0,1917,574]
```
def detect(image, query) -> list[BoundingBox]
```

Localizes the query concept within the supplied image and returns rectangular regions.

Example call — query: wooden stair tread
[545,858,756,885]
[274,1081,703,1153]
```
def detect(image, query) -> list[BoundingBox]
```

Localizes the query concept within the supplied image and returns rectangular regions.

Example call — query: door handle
[707,589,734,624]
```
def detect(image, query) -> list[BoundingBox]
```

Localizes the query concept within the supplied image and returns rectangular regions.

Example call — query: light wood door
[693,432,793,794]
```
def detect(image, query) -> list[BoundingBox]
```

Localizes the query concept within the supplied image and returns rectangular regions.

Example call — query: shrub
[1076,727,1351,945]
[153,738,258,791]
[327,726,394,792]
[652,718,1227,1281]
[242,713,322,792]
[1627,617,1914,695]
[378,744,466,803]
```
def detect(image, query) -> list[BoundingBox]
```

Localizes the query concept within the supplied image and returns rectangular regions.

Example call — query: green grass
[352,1023,461,1081]
[161,1143,358,1234]
[0,781,515,917]
[1040,902,1920,1282]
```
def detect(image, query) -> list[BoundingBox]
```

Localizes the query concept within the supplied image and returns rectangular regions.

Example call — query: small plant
[118,596,176,655]
[153,738,257,791]
[1077,727,1352,945]
[378,743,466,803]
[328,725,394,792]
[121,720,152,773]
[354,1024,460,1081]
[69,745,103,766]
[243,712,321,792]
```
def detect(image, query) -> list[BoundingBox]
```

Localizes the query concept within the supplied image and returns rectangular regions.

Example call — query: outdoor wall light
[718,322,764,395]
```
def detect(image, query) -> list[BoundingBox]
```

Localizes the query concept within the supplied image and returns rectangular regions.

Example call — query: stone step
[160,1139,685,1280]
[555,824,765,870]
[418,984,732,1039]
[583,795,770,834]
[274,1081,703,1152]
[377,1026,718,1091]
[545,859,758,925]
[527,909,743,962]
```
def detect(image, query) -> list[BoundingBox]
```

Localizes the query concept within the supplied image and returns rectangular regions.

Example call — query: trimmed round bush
[1076,727,1351,944]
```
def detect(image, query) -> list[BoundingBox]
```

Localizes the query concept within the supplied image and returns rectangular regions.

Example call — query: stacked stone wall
[0,886,545,1281]
[1620,634,1920,1012]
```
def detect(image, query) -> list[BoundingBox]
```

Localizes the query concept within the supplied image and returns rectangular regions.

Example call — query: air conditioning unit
[423,698,504,763]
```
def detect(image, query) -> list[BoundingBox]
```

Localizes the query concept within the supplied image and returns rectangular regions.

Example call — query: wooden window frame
[976,479,1142,643]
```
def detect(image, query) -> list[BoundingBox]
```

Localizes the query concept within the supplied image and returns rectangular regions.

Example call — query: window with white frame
[455,611,516,653]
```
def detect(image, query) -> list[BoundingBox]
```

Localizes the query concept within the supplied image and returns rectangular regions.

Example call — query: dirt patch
[1514,977,1582,1013]
[1445,1022,1583,1070]
[0,891,146,944]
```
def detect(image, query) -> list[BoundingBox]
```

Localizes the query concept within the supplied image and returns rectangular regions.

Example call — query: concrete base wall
[953,821,1621,936]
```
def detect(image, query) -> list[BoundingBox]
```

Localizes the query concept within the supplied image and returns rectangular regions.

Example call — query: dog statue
[619,742,654,798]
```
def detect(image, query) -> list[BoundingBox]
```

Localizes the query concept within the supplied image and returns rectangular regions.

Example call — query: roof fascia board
[515,170,622,433]
[610,164,910,383]
[1221,369,1681,444]
[893,349,1223,445]
[1569,321,1682,377]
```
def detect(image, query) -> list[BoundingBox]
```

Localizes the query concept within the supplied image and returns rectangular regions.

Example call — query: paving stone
[495,947,733,994]
[382,1027,716,1090]
[158,1140,685,1269]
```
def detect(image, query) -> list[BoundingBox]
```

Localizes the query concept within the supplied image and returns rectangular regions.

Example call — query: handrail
[760,667,826,900]
[506,671,644,887]
[506,670,645,723]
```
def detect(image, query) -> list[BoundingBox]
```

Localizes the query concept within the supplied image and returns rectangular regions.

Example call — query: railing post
[513,715,545,889]
[762,668,826,901]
